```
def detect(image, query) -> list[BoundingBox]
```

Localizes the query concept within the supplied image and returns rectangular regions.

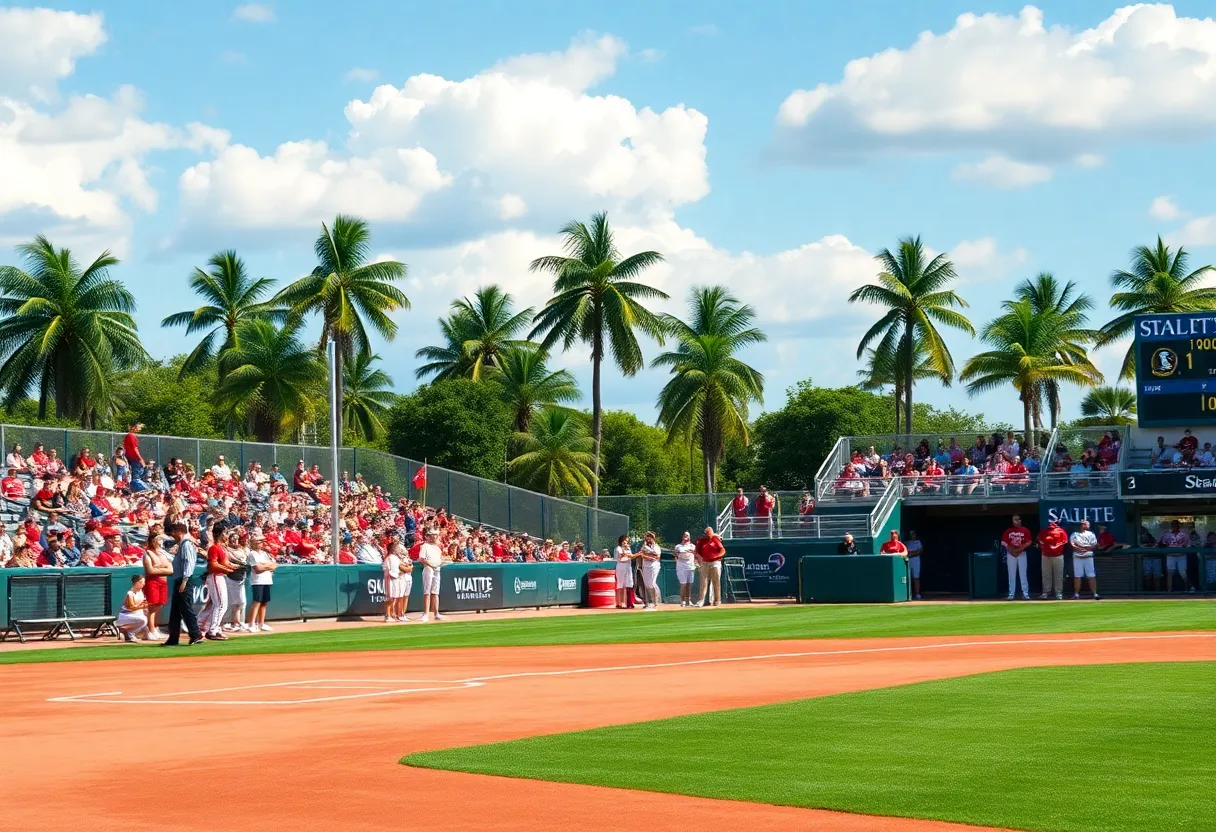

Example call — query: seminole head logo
[1149,347,1177,377]
[768,553,786,572]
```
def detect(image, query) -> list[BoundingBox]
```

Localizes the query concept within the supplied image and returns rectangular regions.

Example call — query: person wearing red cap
[1038,519,1068,600]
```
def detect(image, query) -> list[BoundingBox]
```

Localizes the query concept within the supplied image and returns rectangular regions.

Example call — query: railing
[719,513,868,541]
[813,436,850,500]
[819,475,892,502]
[1041,471,1119,498]
[869,478,900,538]
[0,423,629,553]
[896,472,1040,501]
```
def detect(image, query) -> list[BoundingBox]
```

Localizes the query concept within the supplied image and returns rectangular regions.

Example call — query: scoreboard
[1135,312,1216,427]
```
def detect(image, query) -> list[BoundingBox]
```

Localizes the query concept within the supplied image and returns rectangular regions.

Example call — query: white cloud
[1167,214,1216,246]
[344,67,380,84]
[232,3,275,23]
[950,236,1031,282]
[1149,195,1182,220]
[689,24,718,37]
[636,48,664,63]
[951,154,1053,188]
[174,33,709,246]
[1,64,226,254]
[774,4,1216,180]
[0,7,106,100]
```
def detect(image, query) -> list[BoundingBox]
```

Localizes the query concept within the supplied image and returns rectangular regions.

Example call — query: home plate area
[48,678,484,705]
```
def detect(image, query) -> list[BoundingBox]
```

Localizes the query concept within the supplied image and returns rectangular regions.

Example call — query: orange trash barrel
[587,569,616,608]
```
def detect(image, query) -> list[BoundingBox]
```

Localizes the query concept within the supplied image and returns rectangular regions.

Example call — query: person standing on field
[199,530,235,640]
[246,532,276,632]
[1038,520,1068,600]
[1002,515,1033,600]
[383,541,412,622]
[418,528,446,622]
[694,526,725,607]
[638,531,662,610]
[142,526,173,639]
[613,535,636,609]
[162,522,203,647]
[673,531,697,606]
[1069,519,1100,600]
[904,530,923,600]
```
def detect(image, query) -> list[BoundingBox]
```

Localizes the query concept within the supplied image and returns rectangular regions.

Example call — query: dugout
[899,502,1039,596]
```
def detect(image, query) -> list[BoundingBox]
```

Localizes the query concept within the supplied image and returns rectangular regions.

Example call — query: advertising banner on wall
[1038,499,1127,539]
[1121,470,1216,498]
[440,566,504,612]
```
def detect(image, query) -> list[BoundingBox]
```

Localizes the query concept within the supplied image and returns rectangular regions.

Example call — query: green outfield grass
[405,662,1216,832]
[2,599,1212,665]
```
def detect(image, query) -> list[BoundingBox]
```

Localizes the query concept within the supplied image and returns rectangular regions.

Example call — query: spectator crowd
[1148,429,1215,469]
[831,430,1123,497]
[0,426,609,579]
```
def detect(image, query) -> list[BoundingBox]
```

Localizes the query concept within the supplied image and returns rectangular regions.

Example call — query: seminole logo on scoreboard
[1149,347,1178,377]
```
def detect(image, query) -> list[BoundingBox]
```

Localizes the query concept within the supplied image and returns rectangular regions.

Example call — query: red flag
[412,465,427,490]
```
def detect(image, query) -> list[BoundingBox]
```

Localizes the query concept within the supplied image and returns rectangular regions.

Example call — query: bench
[2,573,119,643]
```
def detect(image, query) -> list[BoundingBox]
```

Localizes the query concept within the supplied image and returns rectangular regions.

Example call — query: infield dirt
[4,631,1213,831]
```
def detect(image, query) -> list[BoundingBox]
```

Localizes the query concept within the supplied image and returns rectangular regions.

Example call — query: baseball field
[3,600,1213,832]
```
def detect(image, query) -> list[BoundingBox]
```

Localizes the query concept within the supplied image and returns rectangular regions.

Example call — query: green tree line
[1,211,1211,499]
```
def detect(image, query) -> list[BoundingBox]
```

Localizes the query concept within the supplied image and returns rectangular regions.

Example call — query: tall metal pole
[328,342,341,564]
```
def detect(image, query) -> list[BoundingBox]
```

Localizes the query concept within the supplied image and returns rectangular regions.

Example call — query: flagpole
[421,458,427,510]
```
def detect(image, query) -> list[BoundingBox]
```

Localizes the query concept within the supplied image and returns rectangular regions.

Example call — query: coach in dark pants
[163,522,203,646]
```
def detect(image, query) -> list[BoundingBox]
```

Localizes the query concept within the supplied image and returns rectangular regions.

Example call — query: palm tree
[274,215,408,438]
[413,312,475,382]
[856,336,945,434]
[506,407,597,497]
[849,236,973,433]
[652,286,766,493]
[1079,386,1137,425]
[1015,273,1100,430]
[0,235,149,424]
[161,250,285,380]
[488,343,581,432]
[529,212,667,505]
[1099,236,1216,379]
[216,320,326,443]
[342,349,395,441]
[961,299,1099,444]
[414,285,533,382]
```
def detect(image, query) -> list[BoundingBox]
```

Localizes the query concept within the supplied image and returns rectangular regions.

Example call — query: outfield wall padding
[1,562,607,626]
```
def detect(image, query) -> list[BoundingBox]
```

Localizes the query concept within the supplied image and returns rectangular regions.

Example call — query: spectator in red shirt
[1095,524,1122,552]
[879,530,908,556]
[199,536,234,640]
[1,469,26,500]
[1001,514,1033,600]
[1037,520,1068,600]
[694,526,725,607]
[755,486,776,518]
[731,488,749,519]
[123,423,145,477]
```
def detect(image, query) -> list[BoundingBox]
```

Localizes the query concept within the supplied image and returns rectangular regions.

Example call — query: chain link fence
[0,424,627,553]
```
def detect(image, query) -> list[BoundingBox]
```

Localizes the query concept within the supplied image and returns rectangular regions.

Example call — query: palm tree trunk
[590,340,602,509]
[37,375,48,421]
[903,319,914,435]
[893,380,902,434]
[1023,392,1033,451]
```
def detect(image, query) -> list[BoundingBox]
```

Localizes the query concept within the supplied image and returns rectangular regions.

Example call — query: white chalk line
[47,633,1215,705]
[455,632,1216,685]
[48,678,483,705]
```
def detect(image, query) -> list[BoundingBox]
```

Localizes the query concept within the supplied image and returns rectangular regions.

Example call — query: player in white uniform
[638,531,663,610]
[383,541,413,622]
[1069,519,1100,600]
[613,535,636,609]
[418,528,446,622]
[116,575,150,642]
[673,531,697,606]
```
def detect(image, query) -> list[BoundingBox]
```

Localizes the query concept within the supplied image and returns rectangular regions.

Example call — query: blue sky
[4,1,1216,427]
